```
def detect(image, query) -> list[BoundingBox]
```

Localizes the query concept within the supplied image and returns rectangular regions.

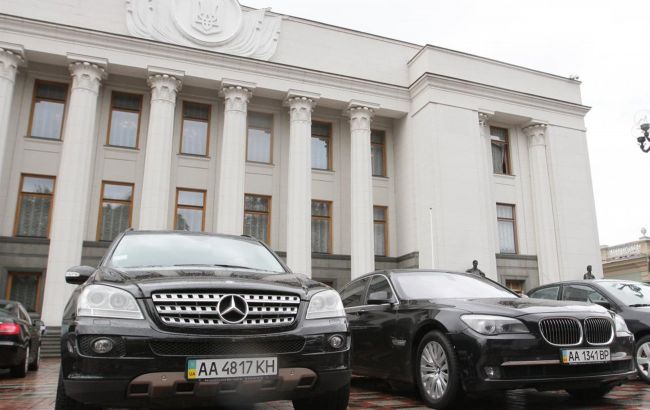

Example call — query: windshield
[596,281,650,307]
[392,271,518,300]
[107,233,286,273]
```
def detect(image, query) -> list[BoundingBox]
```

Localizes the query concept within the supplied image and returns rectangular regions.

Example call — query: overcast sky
[243,0,649,246]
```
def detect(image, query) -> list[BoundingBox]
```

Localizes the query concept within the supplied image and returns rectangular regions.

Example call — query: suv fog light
[92,338,114,354]
[484,366,500,379]
[328,334,345,349]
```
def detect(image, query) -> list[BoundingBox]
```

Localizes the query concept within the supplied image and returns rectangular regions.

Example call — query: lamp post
[633,111,650,153]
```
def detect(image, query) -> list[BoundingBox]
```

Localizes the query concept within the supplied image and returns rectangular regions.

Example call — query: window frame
[179,100,211,157]
[246,112,274,164]
[496,202,518,254]
[490,126,512,175]
[243,193,272,244]
[27,80,69,141]
[311,121,332,171]
[311,199,333,254]
[13,173,56,238]
[96,181,134,242]
[106,91,143,149]
[371,129,387,177]
[173,188,207,232]
[373,205,388,256]
[5,271,44,314]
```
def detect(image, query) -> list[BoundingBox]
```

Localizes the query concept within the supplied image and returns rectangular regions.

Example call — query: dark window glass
[490,126,510,175]
[6,272,42,313]
[16,175,55,238]
[562,285,608,303]
[371,129,386,176]
[30,81,68,140]
[244,195,270,243]
[367,275,393,301]
[99,182,133,241]
[311,122,331,170]
[340,278,369,308]
[529,286,560,300]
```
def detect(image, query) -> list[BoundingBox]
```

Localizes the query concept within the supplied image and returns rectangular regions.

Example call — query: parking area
[1,359,649,410]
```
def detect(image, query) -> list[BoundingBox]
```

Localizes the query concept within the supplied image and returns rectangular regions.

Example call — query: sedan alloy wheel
[636,336,650,383]
[420,341,449,399]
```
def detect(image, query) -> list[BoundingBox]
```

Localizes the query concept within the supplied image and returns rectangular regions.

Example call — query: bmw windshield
[392,271,518,300]
[106,233,286,273]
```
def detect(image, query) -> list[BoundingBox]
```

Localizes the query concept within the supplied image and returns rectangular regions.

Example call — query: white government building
[0,0,602,326]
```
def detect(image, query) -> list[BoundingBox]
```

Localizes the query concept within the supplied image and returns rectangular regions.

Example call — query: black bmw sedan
[0,300,44,377]
[340,270,636,409]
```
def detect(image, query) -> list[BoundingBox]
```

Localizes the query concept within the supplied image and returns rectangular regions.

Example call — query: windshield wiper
[629,304,650,307]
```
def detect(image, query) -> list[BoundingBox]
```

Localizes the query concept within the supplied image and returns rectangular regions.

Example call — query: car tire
[635,335,650,383]
[56,369,101,410]
[10,346,29,378]
[28,344,40,371]
[566,385,614,400]
[414,330,462,409]
[292,382,350,410]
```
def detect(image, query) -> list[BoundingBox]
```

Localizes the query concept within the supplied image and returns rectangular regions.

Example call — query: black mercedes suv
[55,230,350,410]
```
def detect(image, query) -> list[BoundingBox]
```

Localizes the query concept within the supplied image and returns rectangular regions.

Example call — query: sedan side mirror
[593,300,612,310]
[367,291,393,305]
[65,266,96,285]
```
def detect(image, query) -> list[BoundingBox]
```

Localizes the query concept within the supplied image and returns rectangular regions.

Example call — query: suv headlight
[613,314,631,336]
[77,285,144,320]
[461,314,529,335]
[306,290,345,320]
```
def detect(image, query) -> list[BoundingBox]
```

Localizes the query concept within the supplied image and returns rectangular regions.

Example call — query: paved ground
[1,359,649,409]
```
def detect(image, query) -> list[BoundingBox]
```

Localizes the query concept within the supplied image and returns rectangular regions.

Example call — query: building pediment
[126,0,282,61]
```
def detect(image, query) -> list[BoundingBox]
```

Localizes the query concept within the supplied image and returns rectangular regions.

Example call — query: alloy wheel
[420,341,449,400]
[637,341,650,377]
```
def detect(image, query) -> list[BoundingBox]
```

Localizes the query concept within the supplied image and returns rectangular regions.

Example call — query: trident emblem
[194,0,219,33]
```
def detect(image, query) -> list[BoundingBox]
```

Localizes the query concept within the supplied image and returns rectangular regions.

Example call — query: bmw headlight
[77,285,144,320]
[306,290,345,320]
[613,314,631,336]
[461,315,529,335]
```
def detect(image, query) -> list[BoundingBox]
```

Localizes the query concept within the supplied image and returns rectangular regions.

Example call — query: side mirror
[593,300,612,310]
[367,291,393,305]
[65,266,96,285]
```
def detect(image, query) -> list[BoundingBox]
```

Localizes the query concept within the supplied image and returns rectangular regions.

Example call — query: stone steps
[41,327,61,358]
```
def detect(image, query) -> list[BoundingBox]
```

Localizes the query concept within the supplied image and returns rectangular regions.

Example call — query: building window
[29,81,68,140]
[312,200,332,253]
[5,272,43,313]
[247,112,273,163]
[98,182,133,241]
[505,279,525,296]
[497,203,517,254]
[175,189,206,232]
[181,102,210,156]
[107,92,142,148]
[311,122,331,170]
[373,206,388,256]
[15,174,55,238]
[490,126,511,175]
[243,194,271,243]
[371,130,386,177]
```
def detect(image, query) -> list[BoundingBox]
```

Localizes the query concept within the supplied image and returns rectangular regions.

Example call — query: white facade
[0,0,602,325]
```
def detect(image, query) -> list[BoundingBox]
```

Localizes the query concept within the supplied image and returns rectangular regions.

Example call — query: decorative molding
[68,62,106,94]
[221,85,252,112]
[478,112,490,127]
[125,0,282,60]
[285,91,319,123]
[0,47,24,81]
[147,74,182,104]
[523,123,548,147]
[348,104,376,132]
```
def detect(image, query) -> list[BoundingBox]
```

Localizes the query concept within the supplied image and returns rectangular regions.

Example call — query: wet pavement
[1,359,649,409]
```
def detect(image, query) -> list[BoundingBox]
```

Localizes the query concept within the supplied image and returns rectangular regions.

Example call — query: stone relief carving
[126,0,282,60]
[222,86,252,112]
[147,74,182,104]
[349,106,374,131]
[69,62,106,94]
[0,49,23,81]
[287,96,316,122]
[523,123,548,147]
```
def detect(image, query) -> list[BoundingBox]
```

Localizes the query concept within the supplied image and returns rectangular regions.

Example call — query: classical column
[138,69,183,230]
[0,45,24,219]
[348,101,379,279]
[285,91,319,276]
[524,123,561,284]
[41,59,106,325]
[477,112,498,277]
[214,80,254,235]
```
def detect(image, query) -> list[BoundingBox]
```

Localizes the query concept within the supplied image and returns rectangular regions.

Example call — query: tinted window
[340,278,369,308]
[367,275,393,301]
[595,281,650,307]
[562,285,607,303]
[391,272,517,300]
[529,286,560,300]
[107,234,285,273]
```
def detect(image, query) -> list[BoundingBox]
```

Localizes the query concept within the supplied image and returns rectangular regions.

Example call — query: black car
[0,300,44,377]
[528,279,650,383]
[340,270,636,409]
[55,230,350,410]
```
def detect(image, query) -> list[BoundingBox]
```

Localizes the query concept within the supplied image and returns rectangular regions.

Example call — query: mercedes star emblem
[217,294,249,324]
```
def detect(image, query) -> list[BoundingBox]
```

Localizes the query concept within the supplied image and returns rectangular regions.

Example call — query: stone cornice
[410,72,591,118]
[0,14,410,112]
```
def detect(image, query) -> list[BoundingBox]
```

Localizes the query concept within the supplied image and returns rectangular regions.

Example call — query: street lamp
[633,110,650,153]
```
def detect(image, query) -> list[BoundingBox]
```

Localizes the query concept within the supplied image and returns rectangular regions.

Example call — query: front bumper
[61,317,350,407]
[450,329,636,392]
